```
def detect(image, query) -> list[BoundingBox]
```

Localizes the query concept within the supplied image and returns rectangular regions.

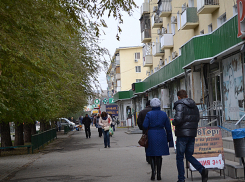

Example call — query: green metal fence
[64,125,70,134]
[31,128,57,153]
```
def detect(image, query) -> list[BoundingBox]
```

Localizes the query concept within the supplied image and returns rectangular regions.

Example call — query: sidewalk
[0,130,76,181]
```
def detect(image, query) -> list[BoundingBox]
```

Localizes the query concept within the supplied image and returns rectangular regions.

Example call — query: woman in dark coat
[143,98,172,181]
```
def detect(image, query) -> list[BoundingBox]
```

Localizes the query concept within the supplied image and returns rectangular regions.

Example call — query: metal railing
[31,128,57,153]
[199,101,223,127]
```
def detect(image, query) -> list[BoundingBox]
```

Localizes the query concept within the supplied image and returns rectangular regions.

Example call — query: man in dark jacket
[172,90,208,182]
[82,114,91,138]
[137,100,151,164]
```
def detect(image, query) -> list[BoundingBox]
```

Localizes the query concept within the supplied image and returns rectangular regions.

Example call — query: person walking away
[99,112,112,148]
[143,98,172,181]
[138,100,152,164]
[110,114,116,132]
[96,114,102,137]
[172,90,208,182]
[82,114,91,138]
[93,114,97,127]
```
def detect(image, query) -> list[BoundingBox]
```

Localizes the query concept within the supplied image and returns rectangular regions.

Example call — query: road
[0,127,243,182]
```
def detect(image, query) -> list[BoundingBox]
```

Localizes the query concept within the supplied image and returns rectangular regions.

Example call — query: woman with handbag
[143,98,172,181]
[99,112,112,148]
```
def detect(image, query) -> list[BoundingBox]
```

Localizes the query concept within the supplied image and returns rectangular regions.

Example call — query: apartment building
[114,0,245,178]
[107,46,150,123]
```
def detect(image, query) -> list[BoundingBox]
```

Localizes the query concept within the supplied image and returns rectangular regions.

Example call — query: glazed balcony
[151,14,163,28]
[152,42,165,57]
[140,1,150,17]
[116,55,120,65]
[143,43,153,67]
[181,7,199,30]
[160,34,173,49]
[197,0,219,14]
[141,29,152,43]
[158,0,172,17]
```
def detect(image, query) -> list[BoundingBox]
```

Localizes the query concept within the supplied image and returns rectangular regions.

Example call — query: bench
[0,145,32,155]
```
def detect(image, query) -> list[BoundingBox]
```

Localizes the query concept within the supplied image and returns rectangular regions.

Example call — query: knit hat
[150,98,161,107]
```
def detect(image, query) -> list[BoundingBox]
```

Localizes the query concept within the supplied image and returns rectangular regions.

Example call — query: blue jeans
[176,136,204,182]
[102,129,110,147]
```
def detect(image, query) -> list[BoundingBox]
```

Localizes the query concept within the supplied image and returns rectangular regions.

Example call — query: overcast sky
[97,0,143,90]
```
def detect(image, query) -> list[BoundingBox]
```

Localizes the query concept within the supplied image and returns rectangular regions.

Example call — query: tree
[0,0,137,145]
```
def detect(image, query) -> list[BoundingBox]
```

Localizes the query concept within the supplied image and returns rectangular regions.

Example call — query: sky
[97,0,143,90]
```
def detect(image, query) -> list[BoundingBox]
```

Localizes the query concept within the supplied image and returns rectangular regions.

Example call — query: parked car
[59,118,75,129]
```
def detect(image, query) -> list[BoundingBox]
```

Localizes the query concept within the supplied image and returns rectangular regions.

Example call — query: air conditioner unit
[172,51,178,59]
[134,59,138,63]
[171,16,177,24]
[153,6,158,13]
[157,29,162,35]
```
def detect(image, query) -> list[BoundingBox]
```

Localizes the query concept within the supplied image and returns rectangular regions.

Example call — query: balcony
[181,7,199,30]
[151,14,163,28]
[152,42,165,57]
[158,0,172,17]
[116,73,121,80]
[160,34,173,49]
[197,0,219,14]
[141,29,151,43]
[140,1,150,17]
[143,43,153,67]
[116,55,120,65]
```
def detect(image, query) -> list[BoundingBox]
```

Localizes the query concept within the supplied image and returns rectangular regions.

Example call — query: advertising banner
[189,126,225,171]
[170,118,177,150]
[106,105,118,116]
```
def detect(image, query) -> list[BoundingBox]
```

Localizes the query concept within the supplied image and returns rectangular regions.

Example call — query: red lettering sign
[237,0,245,38]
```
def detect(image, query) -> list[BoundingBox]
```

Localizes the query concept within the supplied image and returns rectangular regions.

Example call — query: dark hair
[146,100,151,107]
[177,90,188,99]
[101,111,107,118]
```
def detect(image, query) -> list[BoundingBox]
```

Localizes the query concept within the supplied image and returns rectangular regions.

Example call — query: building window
[177,12,180,31]
[171,23,175,35]
[217,13,226,27]
[168,56,171,63]
[208,24,213,33]
[135,52,140,59]
[233,4,238,16]
[165,59,167,65]
[117,80,121,87]
[179,48,181,56]
[135,66,141,73]
[200,30,204,35]
[136,79,141,83]
[167,23,170,33]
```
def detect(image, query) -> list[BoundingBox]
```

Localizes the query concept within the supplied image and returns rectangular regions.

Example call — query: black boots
[150,156,162,181]
[150,157,156,180]
[201,168,208,182]
[156,156,162,180]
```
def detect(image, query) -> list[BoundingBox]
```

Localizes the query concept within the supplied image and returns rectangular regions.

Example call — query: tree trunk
[24,123,32,143]
[31,122,36,135]
[0,121,12,147]
[14,123,24,146]
[40,120,45,132]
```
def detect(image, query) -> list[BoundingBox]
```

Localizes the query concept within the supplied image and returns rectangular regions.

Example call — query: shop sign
[106,105,118,116]
[189,126,225,171]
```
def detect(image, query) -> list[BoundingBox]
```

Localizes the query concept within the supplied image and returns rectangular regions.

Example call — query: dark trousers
[98,128,102,137]
[85,126,91,138]
[176,136,204,182]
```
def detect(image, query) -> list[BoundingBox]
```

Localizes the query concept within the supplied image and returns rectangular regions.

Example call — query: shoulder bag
[138,130,148,148]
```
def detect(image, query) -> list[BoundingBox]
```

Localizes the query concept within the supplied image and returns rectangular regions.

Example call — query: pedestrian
[99,112,112,148]
[110,114,115,132]
[143,98,172,181]
[93,114,97,127]
[172,90,208,182]
[96,114,102,137]
[82,114,91,138]
[137,100,152,164]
